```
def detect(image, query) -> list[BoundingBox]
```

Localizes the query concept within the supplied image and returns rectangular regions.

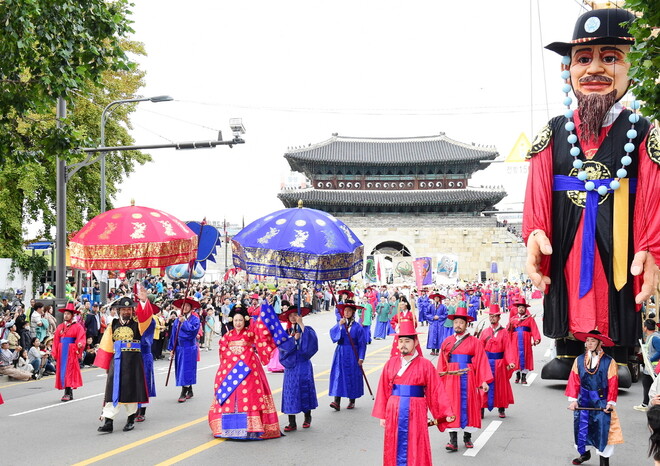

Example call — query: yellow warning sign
[505,133,531,162]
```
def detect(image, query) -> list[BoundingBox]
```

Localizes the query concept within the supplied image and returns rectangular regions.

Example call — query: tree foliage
[0,1,152,274]
[625,0,660,122]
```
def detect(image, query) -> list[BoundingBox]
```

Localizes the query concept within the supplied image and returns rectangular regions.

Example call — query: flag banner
[259,303,290,346]
[413,257,433,289]
[436,254,459,282]
[365,255,377,283]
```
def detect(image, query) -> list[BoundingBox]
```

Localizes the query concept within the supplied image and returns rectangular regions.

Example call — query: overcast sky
[112,0,592,225]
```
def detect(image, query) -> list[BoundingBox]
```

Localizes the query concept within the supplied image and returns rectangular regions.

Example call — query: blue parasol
[231,204,363,282]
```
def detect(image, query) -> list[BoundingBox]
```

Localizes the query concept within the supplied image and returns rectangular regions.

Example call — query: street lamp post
[98,95,172,303]
[99,95,173,213]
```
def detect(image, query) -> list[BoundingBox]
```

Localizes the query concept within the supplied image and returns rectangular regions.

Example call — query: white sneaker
[633,404,648,411]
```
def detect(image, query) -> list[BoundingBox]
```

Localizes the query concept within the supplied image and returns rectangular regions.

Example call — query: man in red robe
[373,320,454,466]
[479,303,515,418]
[52,302,86,402]
[524,8,659,369]
[438,306,492,452]
[508,298,541,384]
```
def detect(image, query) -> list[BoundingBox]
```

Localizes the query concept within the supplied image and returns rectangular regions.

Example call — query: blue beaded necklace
[560,55,640,196]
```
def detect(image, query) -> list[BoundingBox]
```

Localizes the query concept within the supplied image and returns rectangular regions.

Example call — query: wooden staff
[438,367,471,377]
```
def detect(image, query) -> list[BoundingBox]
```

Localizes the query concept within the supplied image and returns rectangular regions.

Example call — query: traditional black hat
[545,8,636,56]
[111,297,137,308]
[228,306,249,320]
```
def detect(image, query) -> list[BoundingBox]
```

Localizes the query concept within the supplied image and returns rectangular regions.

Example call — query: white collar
[602,102,624,127]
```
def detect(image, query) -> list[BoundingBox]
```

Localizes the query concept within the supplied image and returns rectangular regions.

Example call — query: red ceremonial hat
[448,306,474,322]
[59,302,81,314]
[513,298,531,308]
[337,289,354,299]
[429,293,446,301]
[487,303,501,315]
[172,297,201,310]
[396,319,419,336]
[249,293,260,300]
[278,306,311,322]
[336,302,364,317]
[573,329,614,347]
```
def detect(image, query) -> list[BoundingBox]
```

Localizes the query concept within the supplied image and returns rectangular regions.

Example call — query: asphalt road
[0,303,652,465]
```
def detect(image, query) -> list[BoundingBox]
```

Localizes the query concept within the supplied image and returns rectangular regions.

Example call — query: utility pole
[55,97,67,301]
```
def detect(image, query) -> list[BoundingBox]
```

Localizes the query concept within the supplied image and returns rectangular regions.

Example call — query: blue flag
[259,303,290,346]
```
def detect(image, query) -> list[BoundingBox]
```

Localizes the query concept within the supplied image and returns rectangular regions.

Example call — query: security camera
[229,118,245,137]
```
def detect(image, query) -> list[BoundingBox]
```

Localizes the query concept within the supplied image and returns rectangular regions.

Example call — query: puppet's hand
[525,229,553,292]
[631,251,659,304]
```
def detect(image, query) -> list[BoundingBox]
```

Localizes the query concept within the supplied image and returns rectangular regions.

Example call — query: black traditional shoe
[178,387,187,403]
[329,401,340,411]
[599,456,609,466]
[498,408,506,419]
[446,432,458,452]
[521,374,528,385]
[123,413,137,432]
[284,424,297,432]
[346,401,355,409]
[97,419,113,433]
[464,433,474,448]
[572,450,591,465]
[186,386,194,399]
[303,413,312,428]
[515,372,521,384]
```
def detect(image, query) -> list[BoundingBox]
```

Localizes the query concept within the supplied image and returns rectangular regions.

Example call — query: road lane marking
[544,348,552,358]
[463,420,502,457]
[9,392,105,416]
[74,344,390,465]
[155,351,389,465]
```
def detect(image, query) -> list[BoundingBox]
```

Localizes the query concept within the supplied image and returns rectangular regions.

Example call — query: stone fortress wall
[340,215,527,283]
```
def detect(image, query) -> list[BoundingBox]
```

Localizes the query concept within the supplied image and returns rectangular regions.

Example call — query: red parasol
[69,204,198,271]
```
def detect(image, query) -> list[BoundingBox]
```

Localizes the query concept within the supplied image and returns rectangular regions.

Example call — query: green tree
[0,0,150,281]
[625,1,660,122]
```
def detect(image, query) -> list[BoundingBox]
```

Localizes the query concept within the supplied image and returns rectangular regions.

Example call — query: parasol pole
[166,218,206,387]
[329,283,374,399]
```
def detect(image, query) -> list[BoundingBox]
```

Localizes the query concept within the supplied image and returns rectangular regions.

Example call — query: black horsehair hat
[545,8,636,56]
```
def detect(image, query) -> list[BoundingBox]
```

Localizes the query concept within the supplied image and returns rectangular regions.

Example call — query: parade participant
[52,302,86,401]
[168,297,201,403]
[136,301,159,423]
[416,288,430,327]
[390,300,417,332]
[425,293,448,356]
[567,330,622,466]
[357,299,374,345]
[372,319,454,466]
[465,288,480,322]
[373,296,392,340]
[278,305,318,432]
[438,306,492,452]
[479,303,515,419]
[208,306,281,439]
[95,288,153,433]
[247,293,261,318]
[266,300,289,373]
[525,8,660,353]
[329,302,367,411]
[335,289,354,321]
[508,298,541,384]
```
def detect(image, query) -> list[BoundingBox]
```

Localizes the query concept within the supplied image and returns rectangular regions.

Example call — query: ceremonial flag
[413,257,433,288]
[259,303,290,346]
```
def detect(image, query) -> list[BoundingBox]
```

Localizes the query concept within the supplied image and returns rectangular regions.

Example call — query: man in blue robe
[425,293,448,356]
[416,288,430,327]
[168,297,201,403]
[279,307,318,431]
[329,303,367,410]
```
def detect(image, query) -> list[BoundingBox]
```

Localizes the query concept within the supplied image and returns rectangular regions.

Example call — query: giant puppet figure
[524,8,660,383]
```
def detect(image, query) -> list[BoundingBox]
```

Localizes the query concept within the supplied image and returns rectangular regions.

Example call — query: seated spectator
[18,321,32,351]
[0,339,31,381]
[6,321,19,352]
[81,337,97,367]
[28,337,56,377]
[17,348,35,377]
